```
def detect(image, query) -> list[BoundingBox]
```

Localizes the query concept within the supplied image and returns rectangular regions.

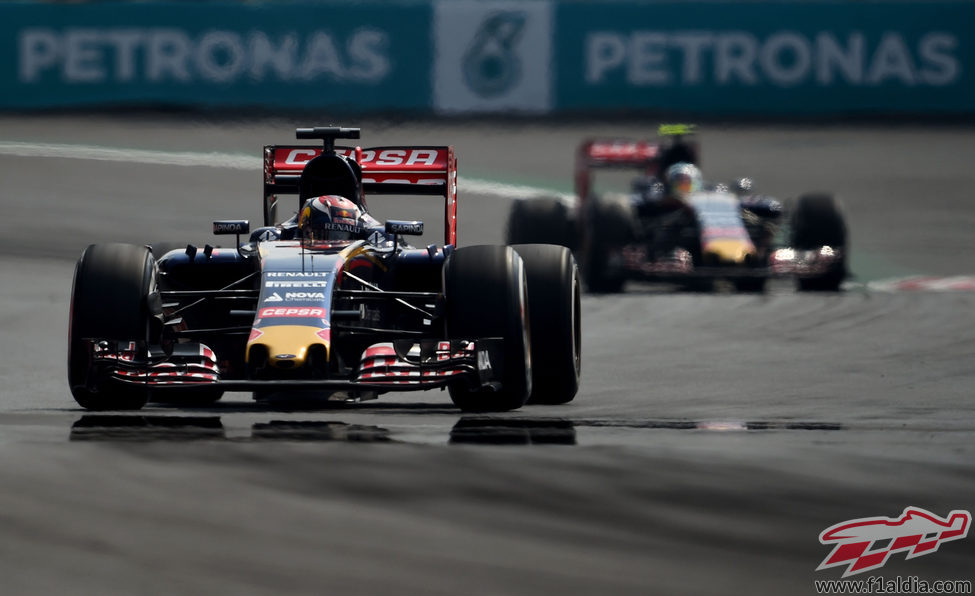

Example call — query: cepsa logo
[19,28,390,85]
[588,141,659,161]
[258,307,325,318]
[281,148,442,167]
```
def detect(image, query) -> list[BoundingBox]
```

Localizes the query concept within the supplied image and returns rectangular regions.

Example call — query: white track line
[0,140,257,170]
[7,141,975,291]
[0,140,574,202]
[867,275,975,292]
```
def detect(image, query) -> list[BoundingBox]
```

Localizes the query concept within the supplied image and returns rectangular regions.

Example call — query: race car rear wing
[574,135,699,204]
[263,143,458,245]
[574,139,662,203]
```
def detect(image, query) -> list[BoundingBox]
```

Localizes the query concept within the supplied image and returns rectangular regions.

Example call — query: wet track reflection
[449,417,577,445]
[69,414,842,444]
[251,420,394,442]
[69,415,395,443]
[70,415,226,441]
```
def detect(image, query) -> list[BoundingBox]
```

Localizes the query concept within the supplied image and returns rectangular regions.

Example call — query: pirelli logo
[266,281,328,288]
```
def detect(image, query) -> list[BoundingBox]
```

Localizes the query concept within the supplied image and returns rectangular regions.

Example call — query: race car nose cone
[269,347,306,368]
[703,239,755,265]
[246,325,329,369]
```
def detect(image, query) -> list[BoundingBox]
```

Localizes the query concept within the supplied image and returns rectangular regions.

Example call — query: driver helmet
[664,162,703,203]
[298,195,364,243]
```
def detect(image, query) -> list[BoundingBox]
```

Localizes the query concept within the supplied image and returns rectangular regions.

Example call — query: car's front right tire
[511,244,581,405]
[68,243,155,410]
[582,197,630,293]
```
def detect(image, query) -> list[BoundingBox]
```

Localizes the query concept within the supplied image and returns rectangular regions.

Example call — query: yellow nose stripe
[703,239,755,264]
[246,325,329,367]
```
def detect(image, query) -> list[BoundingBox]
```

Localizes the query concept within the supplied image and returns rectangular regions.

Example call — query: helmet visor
[671,173,695,198]
[303,221,362,242]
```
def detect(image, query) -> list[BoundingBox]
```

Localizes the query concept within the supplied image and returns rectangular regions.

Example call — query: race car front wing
[77,338,505,393]
[619,245,844,278]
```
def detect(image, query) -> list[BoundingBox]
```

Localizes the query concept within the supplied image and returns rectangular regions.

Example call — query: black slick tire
[68,243,154,410]
[444,245,531,412]
[792,194,848,292]
[511,244,581,405]
[582,198,630,293]
[506,198,575,249]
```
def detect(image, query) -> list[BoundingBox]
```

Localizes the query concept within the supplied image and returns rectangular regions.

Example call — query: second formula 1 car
[506,125,848,293]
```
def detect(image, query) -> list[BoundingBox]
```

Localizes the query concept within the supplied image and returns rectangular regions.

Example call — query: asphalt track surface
[1,116,973,595]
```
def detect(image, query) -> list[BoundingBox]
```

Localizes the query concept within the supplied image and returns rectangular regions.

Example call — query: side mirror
[385,220,424,236]
[213,220,250,235]
[213,220,250,248]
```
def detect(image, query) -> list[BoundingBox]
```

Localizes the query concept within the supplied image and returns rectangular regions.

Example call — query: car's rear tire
[792,193,848,292]
[68,243,155,410]
[506,198,575,249]
[444,245,531,412]
[511,244,581,405]
[582,197,630,293]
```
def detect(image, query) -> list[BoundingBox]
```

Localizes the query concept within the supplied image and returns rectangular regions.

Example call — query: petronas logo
[462,11,527,98]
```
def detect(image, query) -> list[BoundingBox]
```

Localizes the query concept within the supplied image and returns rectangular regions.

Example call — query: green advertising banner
[554,1,975,114]
[1,1,973,115]
[1,1,433,109]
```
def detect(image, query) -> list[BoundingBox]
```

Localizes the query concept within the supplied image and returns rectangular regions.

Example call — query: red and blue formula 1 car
[507,125,848,293]
[69,127,581,412]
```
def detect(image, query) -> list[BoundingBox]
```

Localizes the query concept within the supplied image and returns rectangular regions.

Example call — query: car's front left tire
[444,245,531,412]
[792,193,848,292]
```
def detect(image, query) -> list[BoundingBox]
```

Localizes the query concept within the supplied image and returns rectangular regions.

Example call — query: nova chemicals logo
[462,11,526,98]
[817,507,970,577]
